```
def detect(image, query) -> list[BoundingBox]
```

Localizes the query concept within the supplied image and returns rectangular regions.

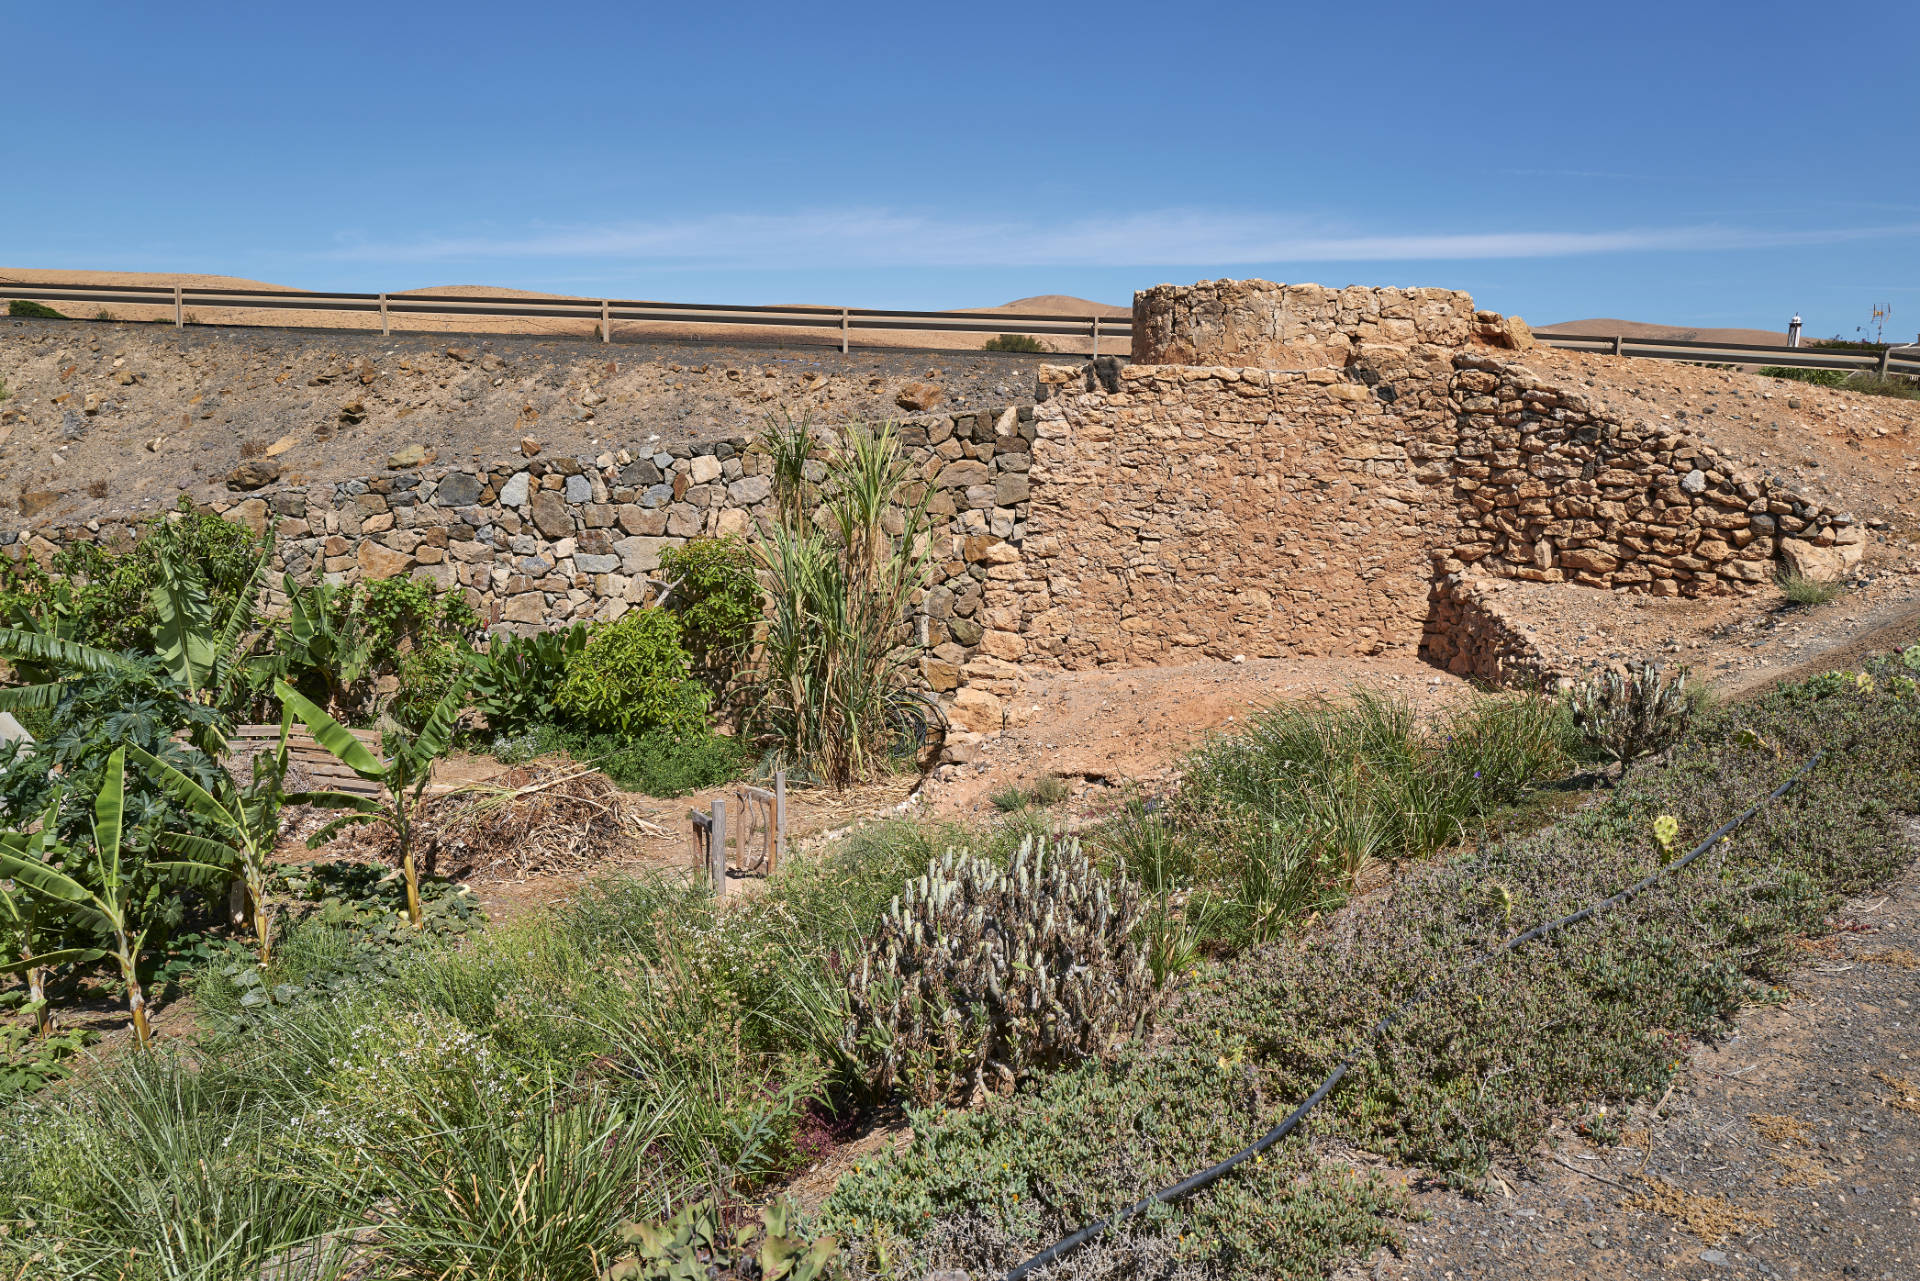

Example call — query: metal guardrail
[6,277,1916,375]
[1535,330,1920,377]
[0,279,1128,355]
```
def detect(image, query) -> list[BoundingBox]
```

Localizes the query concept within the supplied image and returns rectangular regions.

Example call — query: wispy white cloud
[326,209,1920,269]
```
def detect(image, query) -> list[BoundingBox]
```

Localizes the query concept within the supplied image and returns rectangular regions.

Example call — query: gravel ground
[0,316,1056,527]
[1335,820,1920,1281]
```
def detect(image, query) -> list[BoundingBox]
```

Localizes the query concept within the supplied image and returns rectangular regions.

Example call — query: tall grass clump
[1776,568,1847,606]
[755,417,932,787]
[1174,688,1572,939]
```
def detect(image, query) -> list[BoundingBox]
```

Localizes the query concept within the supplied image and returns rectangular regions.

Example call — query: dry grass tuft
[1862,945,1919,969]
[1748,1113,1811,1145]
[1621,1177,1775,1244]
[1771,1151,1836,1188]
[1870,1071,1920,1114]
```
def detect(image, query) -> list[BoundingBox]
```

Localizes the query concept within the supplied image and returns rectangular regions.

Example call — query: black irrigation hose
[1005,749,1826,1281]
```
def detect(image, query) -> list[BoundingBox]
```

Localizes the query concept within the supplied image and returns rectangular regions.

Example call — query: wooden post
[601,299,612,344]
[173,285,183,329]
[840,308,849,355]
[710,797,728,895]
[772,770,786,874]
[1611,334,1624,357]
[379,292,389,336]
[1092,314,1100,357]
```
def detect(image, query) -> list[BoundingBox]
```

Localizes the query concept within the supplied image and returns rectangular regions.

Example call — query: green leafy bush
[606,1198,845,1281]
[492,721,744,797]
[842,837,1153,1106]
[468,622,588,734]
[659,535,761,708]
[556,608,708,735]
[7,299,65,319]
[982,333,1048,353]
[1757,365,1846,386]
[272,574,478,726]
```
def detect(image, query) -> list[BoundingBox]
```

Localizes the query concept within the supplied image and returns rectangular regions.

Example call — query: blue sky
[6,1,1916,337]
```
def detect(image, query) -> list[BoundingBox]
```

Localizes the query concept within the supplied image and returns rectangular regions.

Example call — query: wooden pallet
[224,723,388,799]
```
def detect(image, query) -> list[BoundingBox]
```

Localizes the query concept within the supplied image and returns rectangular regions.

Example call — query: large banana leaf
[151,554,218,692]
[305,813,379,848]
[0,852,90,904]
[284,790,384,814]
[0,681,62,711]
[92,748,126,890]
[156,829,243,870]
[0,946,107,976]
[275,680,383,779]
[407,684,467,775]
[0,628,135,677]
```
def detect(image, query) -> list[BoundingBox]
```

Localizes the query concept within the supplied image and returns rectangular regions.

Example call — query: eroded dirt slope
[0,316,1051,527]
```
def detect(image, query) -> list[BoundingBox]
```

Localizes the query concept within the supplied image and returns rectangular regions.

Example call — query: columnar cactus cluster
[842,836,1153,1106]
[1569,662,1692,777]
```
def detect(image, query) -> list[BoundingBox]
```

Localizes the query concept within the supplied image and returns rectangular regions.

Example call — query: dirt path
[1336,824,1920,1281]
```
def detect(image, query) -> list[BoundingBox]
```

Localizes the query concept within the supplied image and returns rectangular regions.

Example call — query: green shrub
[505,721,745,797]
[468,622,588,734]
[820,1049,1402,1280]
[7,299,66,319]
[1776,568,1847,606]
[606,1198,845,1281]
[555,608,709,735]
[982,333,1048,353]
[1843,372,1920,401]
[1757,365,1846,386]
[659,535,761,706]
[37,497,268,654]
[842,837,1153,1106]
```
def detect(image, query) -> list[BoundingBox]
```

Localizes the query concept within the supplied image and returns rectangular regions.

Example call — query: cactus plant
[1567,662,1692,780]
[842,836,1155,1106]
[603,1199,842,1281]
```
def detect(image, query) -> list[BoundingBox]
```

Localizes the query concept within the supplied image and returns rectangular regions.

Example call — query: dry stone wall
[1439,353,1859,596]
[2,407,1047,685]
[3,278,1872,709]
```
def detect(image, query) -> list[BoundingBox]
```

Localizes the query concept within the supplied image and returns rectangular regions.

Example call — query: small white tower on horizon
[1787,314,1803,348]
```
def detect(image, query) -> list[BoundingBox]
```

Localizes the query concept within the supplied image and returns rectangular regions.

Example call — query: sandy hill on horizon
[0,269,1126,353]
[1540,317,1795,347]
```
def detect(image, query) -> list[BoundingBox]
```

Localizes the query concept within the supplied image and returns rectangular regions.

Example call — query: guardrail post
[601,299,611,344]
[1612,334,1623,357]
[379,293,389,336]
[1092,314,1100,357]
[1879,347,1892,378]
[173,285,183,329]
[840,308,849,355]
[709,797,728,895]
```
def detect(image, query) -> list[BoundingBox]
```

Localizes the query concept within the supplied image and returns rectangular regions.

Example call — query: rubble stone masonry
[2,279,1866,705]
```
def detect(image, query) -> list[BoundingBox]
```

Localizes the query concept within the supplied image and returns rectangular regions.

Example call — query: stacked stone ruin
[3,278,1868,710]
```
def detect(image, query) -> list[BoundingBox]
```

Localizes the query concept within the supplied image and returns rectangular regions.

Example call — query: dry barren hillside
[0,316,1056,525]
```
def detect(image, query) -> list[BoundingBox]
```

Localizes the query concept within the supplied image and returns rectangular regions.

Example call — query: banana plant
[0,545,273,731]
[0,807,106,1040]
[129,722,291,966]
[0,751,226,1046]
[272,574,376,718]
[277,678,463,929]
